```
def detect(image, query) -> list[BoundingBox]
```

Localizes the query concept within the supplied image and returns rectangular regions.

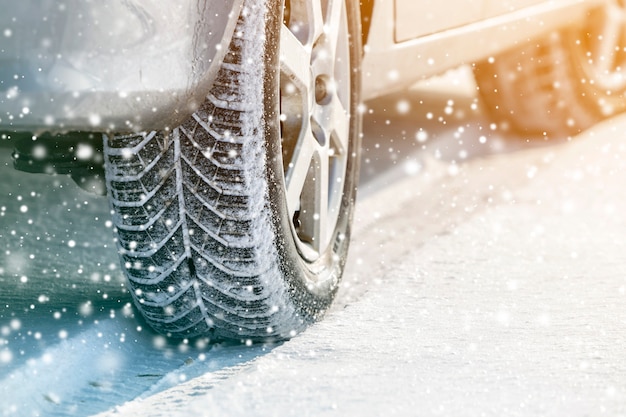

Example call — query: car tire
[474,1,626,136]
[103,0,361,340]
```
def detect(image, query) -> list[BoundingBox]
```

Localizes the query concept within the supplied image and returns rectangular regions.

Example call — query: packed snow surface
[2,72,626,416]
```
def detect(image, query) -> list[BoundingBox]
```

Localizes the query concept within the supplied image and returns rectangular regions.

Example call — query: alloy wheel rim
[279,0,351,262]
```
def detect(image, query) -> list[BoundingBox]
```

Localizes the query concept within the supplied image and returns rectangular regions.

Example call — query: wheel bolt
[315,75,330,104]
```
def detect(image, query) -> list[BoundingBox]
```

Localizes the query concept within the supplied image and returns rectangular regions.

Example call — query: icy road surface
[2,70,626,416]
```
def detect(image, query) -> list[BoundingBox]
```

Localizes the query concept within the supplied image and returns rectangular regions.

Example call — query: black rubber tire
[103,0,361,341]
[474,14,626,137]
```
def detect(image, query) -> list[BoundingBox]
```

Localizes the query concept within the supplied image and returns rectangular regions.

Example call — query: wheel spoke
[286,0,324,46]
[280,25,312,91]
[310,91,349,151]
[326,131,345,226]
[285,128,318,217]
[310,0,345,80]
[324,0,344,53]
[315,151,330,252]
[328,92,350,156]
[289,150,328,255]
[309,0,326,46]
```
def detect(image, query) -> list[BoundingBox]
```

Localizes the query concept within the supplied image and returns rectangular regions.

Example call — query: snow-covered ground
[2,70,626,416]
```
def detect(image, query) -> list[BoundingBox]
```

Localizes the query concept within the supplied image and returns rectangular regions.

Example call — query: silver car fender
[0,0,244,133]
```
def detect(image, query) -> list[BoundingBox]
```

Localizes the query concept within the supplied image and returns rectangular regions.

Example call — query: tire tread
[105,5,298,339]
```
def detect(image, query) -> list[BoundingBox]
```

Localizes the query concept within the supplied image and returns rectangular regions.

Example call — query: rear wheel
[474,0,626,136]
[103,0,361,340]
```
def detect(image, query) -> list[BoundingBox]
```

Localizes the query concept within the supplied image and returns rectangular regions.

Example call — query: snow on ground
[97,116,626,416]
[2,74,626,416]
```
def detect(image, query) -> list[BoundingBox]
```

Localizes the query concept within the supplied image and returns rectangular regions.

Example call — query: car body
[361,0,604,99]
[0,0,243,133]
[0,0,605,134]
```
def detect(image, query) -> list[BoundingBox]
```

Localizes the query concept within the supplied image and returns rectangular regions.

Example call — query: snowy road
[2,70,626,416]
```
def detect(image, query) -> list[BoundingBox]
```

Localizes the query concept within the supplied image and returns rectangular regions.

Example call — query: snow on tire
[103,0,361,340]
